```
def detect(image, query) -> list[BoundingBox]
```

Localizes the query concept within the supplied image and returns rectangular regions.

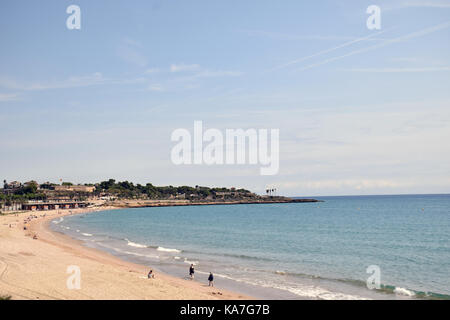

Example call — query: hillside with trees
[1,179,254,209]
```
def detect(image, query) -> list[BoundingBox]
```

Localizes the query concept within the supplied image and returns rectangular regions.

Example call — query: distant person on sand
[148,269,155,279]
[189,264,195,279]
[208,272,214,287]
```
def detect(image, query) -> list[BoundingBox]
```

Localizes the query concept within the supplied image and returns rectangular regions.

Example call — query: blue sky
[1,0,450,196]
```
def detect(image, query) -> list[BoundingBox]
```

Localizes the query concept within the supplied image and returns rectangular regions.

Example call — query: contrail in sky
[269,29,389,72]
[296,21,450,72]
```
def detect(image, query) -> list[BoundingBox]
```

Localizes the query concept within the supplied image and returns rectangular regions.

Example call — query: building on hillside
[4,181,21,190]
[24,180,38,187]
[54,185,95,193]
[3,181,22,194]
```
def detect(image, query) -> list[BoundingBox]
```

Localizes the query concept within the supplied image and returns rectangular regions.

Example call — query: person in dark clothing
[189,264,195,279]
[208,272,214,287]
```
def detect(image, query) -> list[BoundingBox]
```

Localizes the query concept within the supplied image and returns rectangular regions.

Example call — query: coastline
[0,206,252,300]
[3,197,445,300]
[108,198,321,209]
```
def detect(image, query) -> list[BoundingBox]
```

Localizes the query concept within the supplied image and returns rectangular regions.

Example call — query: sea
[51,194,450,300]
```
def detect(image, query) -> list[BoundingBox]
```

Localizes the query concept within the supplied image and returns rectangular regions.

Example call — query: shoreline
[0,206,252,300]
[108,198,321,209]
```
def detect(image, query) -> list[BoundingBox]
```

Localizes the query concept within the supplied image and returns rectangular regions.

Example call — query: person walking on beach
[208,272,214,287]
[189,264,195,279]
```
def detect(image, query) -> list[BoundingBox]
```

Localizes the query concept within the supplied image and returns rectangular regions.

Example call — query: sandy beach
[0,207,250,300]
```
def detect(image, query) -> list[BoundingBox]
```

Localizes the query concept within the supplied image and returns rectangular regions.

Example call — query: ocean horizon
[52,193,450,300]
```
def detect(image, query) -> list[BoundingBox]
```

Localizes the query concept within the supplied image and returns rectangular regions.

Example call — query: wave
[173,261,448,300]
[122,250,159,259]
[268,270,450,300]
[81,233,93,237]
[394,287,416,297]
[285,286,369,300]
[201,269,366,299]
[93,242,159,259]
[376,284,450,300]
[52,217,64,224]
[127,241,147,248]
[183,258,198,266]
[220,252,274,262]
[270,270,324,280]
[193,270,368,300]
[182,249,275,263]
[157,246,181,253]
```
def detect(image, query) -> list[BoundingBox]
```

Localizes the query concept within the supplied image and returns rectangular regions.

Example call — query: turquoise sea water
[52,194,450,299]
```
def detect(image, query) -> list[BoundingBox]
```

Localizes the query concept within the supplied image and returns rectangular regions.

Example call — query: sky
[1,0,450,196]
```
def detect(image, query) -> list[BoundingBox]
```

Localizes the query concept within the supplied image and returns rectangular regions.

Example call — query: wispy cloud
[122,38,143,47]
[137,64,244,93]
[0,72,145,91]
[389,57,420,63]
[117,38,148,67]
[169,63,242,78]
[170,63,200,72]
[404,0,450,8]
[241,29,388,42]
[0,93,19,102]
[388,56,447,66]
[0,72,105,91]
[169,64,243,82]
[341,66,450,72]
[148,84,164,91]
[144,68,160,74]
[190,70,243,78]
[277,179,414,191]
[385,0,450,10]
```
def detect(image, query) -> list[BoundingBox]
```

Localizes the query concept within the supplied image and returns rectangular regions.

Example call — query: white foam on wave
[95,242,159,259]
[52,217,64,224]
[394,287,415,297]
[127,241,147,248]
[81,233,93,237]
[202,272,370,300]
[123,251,159,259]
[209,272,235,281]
[286,286,370,300]
[157,246,181,253]
[184,258,198,266]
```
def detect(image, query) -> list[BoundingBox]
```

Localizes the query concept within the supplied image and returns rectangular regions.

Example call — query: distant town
[1,179,315,212]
